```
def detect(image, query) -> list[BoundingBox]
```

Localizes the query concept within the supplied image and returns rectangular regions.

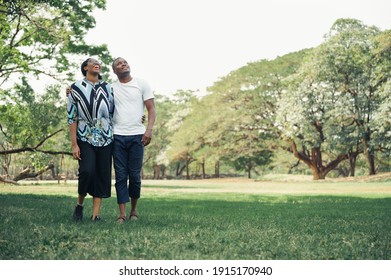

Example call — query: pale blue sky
[87,0,390,96]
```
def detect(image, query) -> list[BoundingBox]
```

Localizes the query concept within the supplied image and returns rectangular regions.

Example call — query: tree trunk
[363,131,376,175]
[186,159,190,180]
[348,152,357,177]
[367,152,376,175]
[290,141,349,180]
[312,170,326,180]
[153,164,160,179]
[0,176,19,185]
[215,161,220,178]
[200,159,205,179]
[176,162,180,177]
[1,153,11,177]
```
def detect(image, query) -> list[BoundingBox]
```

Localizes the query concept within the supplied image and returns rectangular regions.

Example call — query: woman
[67,58,114,221]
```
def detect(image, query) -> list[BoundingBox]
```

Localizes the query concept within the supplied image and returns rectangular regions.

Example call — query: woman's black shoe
[73,205,83,221]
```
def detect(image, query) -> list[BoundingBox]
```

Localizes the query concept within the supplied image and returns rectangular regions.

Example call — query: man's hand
[66,86,71,97]
[142,129,152,146]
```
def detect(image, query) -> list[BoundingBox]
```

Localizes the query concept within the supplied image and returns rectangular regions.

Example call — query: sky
[85,0,391,96]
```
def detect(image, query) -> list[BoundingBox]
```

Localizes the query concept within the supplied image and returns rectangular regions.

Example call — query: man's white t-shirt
[112,77,154,136]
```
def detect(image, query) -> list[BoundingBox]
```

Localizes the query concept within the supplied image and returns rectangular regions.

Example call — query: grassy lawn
[0,177,390,260]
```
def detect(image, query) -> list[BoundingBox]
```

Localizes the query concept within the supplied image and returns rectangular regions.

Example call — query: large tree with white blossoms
[277,19,391,179]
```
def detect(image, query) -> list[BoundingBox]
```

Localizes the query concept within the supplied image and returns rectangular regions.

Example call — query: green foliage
[164,20,389,178]
[0,79,65,147]
[276,19,391,178]
[1,11,390,181]
[199,50,311,175]
[165,90,200,165]
[166,52,310,177]
[316,19,389,157]
[0,0,111,178]
[225,150,273,178]
[143,94,179,176]
[369,30,391,155]
[0,80,67,176]
[0,0,112,89]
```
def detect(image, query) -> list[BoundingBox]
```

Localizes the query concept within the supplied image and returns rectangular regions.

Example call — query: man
[111,57,156,223]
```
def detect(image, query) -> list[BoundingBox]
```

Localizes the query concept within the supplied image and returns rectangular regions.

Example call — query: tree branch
[0,176,19,185]
[0,128,68,155]
[13,164,54,181]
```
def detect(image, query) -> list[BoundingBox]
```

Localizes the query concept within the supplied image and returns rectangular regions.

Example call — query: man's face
[113,58,130,75]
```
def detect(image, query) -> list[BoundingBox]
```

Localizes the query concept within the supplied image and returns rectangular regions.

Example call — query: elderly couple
[67,57,156,223]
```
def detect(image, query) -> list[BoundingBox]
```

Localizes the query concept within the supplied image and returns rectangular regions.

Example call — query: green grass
[0,180,390,260]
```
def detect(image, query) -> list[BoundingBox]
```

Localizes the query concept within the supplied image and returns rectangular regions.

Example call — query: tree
[165,90,199,178]
[277,19,389,179]
[227,150,273,179]
[205,50,310,177]
[368,30,391,170]
[277,80,355,180]
[0,0,112,90]
[0,0,112,182]
[165,50,311,179]
[318,19,389,175]
[142,94,176,179]
[0,80,69,183]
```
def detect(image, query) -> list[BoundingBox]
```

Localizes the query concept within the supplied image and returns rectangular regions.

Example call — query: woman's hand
[72,144,81,160]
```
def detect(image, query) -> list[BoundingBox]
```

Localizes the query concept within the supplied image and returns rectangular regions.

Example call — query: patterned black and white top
[67,79,114,147]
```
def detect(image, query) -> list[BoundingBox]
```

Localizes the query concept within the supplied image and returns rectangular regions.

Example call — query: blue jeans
[113,135,144,204]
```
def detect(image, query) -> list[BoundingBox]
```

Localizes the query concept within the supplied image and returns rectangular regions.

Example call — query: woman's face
[84,59,101,74]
